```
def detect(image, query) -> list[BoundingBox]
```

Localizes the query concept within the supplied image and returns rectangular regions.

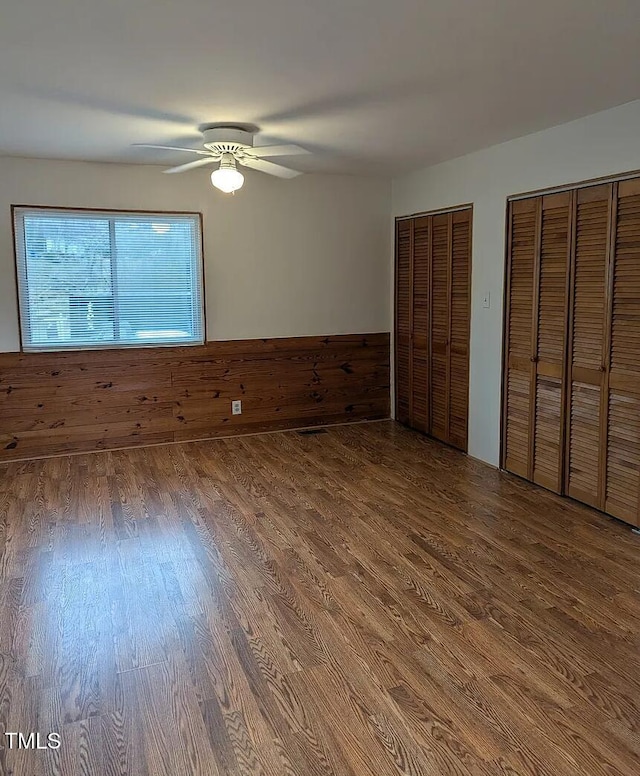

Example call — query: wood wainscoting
[0,333,390,461]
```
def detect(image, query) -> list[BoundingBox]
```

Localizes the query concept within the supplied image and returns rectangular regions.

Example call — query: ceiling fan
[133,124,309,193]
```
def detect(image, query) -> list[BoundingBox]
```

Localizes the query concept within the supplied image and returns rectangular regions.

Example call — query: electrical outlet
[232,400,242,415]
[482,292,491,309]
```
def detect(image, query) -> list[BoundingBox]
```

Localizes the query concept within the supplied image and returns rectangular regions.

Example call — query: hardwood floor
[0,420,638,776]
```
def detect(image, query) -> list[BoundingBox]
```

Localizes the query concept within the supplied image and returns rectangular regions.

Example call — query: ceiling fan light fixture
[210,153,244,193]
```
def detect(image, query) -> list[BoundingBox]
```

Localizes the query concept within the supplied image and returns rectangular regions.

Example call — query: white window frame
[13,206,206,352]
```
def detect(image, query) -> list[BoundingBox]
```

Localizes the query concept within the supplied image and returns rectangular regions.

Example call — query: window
[13,207,204,352]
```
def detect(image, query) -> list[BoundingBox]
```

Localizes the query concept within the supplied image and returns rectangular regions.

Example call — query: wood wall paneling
[0,333,390,461]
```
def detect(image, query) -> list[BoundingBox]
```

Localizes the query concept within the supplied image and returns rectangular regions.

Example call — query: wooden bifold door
[395,207,471,451]
[503,177,640,528]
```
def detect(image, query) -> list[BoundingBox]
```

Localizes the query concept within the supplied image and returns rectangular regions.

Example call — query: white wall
[0,156,390,351]
[392,99,640,467]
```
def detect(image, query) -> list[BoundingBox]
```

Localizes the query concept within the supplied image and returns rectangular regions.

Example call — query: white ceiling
[1,0,640,176]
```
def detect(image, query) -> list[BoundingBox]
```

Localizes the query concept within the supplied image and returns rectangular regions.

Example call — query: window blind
[13,208,204,352]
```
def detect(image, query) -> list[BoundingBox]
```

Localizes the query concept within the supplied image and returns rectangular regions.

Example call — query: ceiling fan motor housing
[202,127,254,153]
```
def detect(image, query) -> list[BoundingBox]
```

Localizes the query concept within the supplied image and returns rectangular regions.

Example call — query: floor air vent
[298,428,328,436]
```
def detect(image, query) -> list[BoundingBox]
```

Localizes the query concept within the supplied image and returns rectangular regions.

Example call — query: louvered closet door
[448,210,471,450]
[503,199,538,478]
[396,208,471,448]
[532,192,571,493]
[565,184,612,509]
[605,179,640,527]
[430,213,451,443]
[395,219,412,424]
[411,216,430,432]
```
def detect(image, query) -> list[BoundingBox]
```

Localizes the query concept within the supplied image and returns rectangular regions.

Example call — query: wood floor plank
[0,420,638,775]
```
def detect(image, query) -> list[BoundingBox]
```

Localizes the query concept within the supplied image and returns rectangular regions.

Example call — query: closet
[395,207,471,451]
[502,176,640,528]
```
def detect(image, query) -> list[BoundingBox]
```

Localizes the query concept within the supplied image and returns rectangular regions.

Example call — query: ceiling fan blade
[163,157,219,174]
[246,144,310,158]
[241,157,302,179]
[132,143,210,156]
